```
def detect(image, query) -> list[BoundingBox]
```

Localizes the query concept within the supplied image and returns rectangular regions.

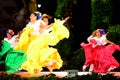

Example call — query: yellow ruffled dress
[14,26,40,54]
[15,19,69,74]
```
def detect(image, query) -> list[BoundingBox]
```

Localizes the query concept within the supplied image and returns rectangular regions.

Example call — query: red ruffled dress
[80,35,120,73]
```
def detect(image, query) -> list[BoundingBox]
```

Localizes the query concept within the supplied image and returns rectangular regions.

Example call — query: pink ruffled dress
[80,35,120,73]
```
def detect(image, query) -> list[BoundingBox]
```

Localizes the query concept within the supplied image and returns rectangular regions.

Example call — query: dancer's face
[30,13,37,23]
[43,18,49,25]
[96,30,101,37]
[6,29,14,39]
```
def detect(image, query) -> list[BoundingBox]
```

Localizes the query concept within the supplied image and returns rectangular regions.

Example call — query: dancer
[40,13,53,34]
[4,29,21,47]
[21,18,69,74]
[14,11,45,53]
[40,14,71,34]
[61,16,71,24]
[81,29,120,73]
[14,11,70,74]
[0,27,26,73]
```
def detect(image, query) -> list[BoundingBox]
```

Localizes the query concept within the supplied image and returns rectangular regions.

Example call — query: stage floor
[0,71,120,78]
[13,71,120,78]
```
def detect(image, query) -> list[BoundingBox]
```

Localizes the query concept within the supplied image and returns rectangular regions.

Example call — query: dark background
[0,0,120,51]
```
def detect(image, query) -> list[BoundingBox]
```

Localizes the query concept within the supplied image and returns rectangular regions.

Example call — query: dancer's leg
[82,65,87,71]
[89,64,94,72]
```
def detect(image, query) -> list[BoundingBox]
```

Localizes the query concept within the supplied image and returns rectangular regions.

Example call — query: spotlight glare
[38,4,41,8]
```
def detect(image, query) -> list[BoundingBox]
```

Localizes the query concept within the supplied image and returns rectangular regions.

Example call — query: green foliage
[72,0,77,4]
[60,48,85,71]
[108,24,120,34]
[55,0,77,18]
[0,72,20,80]
[55,33,74,57]
[91,0,112,30]
[55,0,67,18]
[107,24,120,44]
[55,38,72,57]
[107,24,120,63]
[0,72,120,80]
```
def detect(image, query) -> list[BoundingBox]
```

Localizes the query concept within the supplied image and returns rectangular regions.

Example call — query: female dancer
[14,11,45,53]
[81,29,120,73]
[4,29,21,47]
[0,27,26,73]
[14,12,70,74]
[40,13,53,34]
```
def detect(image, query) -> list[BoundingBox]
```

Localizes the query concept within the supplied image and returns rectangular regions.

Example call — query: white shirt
[26,19,46,35]
[4,35,19,47]
[87,35,107,46]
